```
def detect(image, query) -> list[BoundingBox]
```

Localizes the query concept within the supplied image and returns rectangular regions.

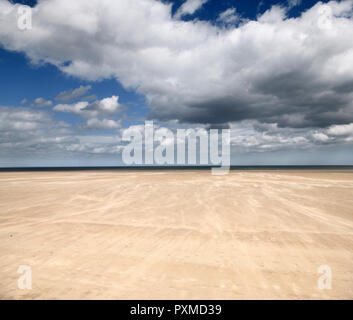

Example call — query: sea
[1,166,353,172]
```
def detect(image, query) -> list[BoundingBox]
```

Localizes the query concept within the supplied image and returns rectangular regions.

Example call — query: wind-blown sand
[0,170,352,300]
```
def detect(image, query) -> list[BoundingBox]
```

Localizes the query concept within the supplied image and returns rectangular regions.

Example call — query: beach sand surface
[0,170,352,299]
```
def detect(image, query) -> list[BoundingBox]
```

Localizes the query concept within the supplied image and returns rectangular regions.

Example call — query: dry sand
[0,170,352,300]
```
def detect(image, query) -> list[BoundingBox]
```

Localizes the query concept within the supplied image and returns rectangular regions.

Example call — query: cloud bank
[1,0,353,130]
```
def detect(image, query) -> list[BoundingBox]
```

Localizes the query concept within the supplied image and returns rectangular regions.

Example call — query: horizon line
[1,165,353,172]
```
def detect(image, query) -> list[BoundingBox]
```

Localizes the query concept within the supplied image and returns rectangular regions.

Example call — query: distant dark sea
[1,166,353,172]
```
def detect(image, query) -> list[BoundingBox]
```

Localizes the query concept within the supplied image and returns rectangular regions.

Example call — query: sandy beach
[0,170,352,300]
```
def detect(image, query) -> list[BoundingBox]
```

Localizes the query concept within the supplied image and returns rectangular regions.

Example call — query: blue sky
[1,0,353,166]
[0,46,149,126]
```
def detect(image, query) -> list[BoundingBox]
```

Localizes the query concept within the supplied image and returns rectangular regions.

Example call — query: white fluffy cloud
[0,107,51,132]
[1,0,353,130]
[54,95,123,117]
[326,123,353,136]
[0,105,124,160]
[84,118,121,130]
[311,132,330,143]
[0,106,75,159]
[53,101,89,114]
[175,0,208,19]
[30,97,53,108]
[217,8,241,25]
